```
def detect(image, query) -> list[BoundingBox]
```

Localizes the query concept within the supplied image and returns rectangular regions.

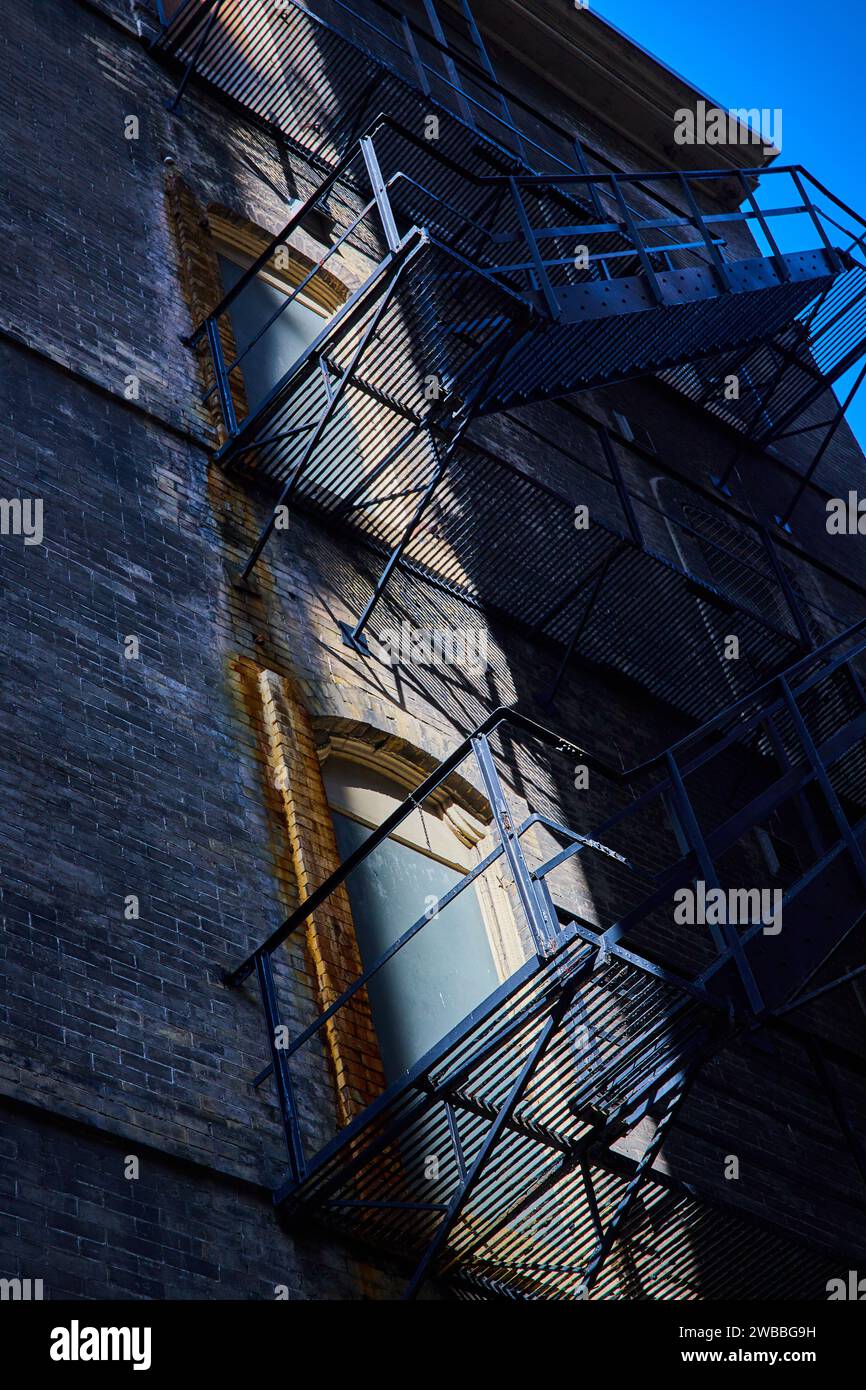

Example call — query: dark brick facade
[1,0,865,1300]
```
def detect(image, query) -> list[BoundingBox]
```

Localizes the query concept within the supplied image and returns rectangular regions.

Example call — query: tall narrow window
[323,756,518,1082]
[213,230,371,501]
[217,244,330,415]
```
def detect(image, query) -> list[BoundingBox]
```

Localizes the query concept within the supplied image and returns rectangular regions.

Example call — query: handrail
[154,0,866,358]
[188,115,866,636]
[495,163,866,234]
[182,114,865,656]
[192,116,850,415]
[187,112,524,350]
[155,0,857,248]
[185,139,370,348]
[227,612,866,983]
[156,0,604,187]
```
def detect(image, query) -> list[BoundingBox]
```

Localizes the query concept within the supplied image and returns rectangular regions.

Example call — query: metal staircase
[148,0,866,1299]
[154,0,866,438]
[226,620,866,1299]
[194,119,845,445]
[184,118,852,655]
[150,3,866,699]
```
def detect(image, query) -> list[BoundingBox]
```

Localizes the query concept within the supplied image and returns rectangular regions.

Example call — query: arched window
[211,219,376,503]
[216,239,333,416]
[322,753,522,1083]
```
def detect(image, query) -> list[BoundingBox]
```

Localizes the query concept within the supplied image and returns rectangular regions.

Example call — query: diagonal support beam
[774,951,866,1016]
[775,357,866,529]
[343,317,527,646]
[539,550,621,708]
[164,0,225,113]
[665,753,765,1013]
[443,1018,720,1279]
[807,1042,866,1193]
[779,676,866,892]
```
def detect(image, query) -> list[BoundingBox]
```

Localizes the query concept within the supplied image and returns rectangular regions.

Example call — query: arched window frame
[319,734,527,985]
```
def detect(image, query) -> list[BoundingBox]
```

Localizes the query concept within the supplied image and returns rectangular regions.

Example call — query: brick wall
[0,0,864,1299]
[0,1097,406,1300]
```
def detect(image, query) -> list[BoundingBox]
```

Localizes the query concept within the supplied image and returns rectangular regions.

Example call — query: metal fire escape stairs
[227,619,866,1299]
[189,117,852,619]
[150,0,866,1298]
[152,1,866,642]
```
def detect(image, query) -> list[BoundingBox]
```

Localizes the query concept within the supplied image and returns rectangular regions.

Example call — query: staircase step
[475,268,834,412]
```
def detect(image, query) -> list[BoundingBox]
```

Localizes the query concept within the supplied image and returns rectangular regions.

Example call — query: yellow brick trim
[258,669,385,1125]
[163,170,249,444]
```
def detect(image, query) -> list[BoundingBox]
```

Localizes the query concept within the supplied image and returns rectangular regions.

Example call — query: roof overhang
[462,0,778,191]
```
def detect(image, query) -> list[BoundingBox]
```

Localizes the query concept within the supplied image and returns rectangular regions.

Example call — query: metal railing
[157,5,866,717]
[153,1,866,270]
[191,121,849,456]
[228,617,866,1294]
[155,0,866,508]
[183,115,862,702]
[179,123,866,721]
[152,0,659,188]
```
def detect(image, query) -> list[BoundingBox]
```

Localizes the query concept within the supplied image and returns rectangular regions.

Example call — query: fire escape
[151,0,866,1297]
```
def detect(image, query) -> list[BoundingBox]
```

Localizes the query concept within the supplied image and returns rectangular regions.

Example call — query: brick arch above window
[163,168,356,442]
[208,207,350,318]
[312,718,493,838]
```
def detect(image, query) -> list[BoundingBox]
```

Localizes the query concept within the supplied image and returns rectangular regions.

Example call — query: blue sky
[595,0,866,446]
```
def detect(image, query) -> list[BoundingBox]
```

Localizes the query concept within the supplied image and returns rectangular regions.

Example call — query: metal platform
[227,625,866,1297]
[152,0,866,490]
[175,122,851,713]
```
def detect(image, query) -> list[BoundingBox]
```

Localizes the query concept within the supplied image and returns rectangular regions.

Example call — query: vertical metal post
[421,0,476,128]
[579,1158,605,1242]
[778,676,866,890]
[507,177,560,318]
[360,136,401,253]
[256,952,306,1185]
[677,172,733,293]
[610,176,664,305]
[791,170,843,273]
[598,426,643,546]
[444,1102,468,1183]
[758,525,814,649]
[760,710,824,859]
[165,0,225,113]
[472,735,559,953]
[572,138,604,222]
[400,16,431,97]
[736,170,790,282]
[457,0,524,158]
[205,314,239,437]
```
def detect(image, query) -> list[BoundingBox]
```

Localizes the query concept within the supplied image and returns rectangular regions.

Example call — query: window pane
[218,255,325,412]
[333,812,500,1082]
